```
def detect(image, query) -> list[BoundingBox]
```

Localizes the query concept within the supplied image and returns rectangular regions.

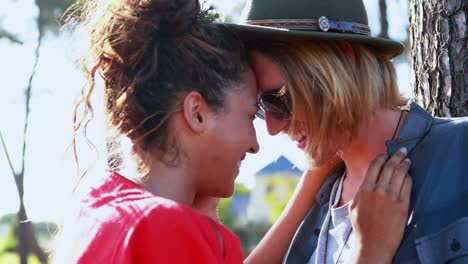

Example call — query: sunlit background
[0,0,411,261]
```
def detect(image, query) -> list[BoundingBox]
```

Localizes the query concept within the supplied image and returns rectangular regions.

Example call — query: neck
[339,107,405,204]
[139,158,196,206]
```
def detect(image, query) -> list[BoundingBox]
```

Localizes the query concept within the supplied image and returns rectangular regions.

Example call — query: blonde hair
[252,40,408,161]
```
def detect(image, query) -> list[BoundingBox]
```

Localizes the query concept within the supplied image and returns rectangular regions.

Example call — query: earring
[336,149,344,158]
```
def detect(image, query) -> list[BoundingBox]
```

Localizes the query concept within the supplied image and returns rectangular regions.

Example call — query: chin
[225,181,236,197]
[213,180,235,198]
[215,187,235,199]
[220,191,234,198]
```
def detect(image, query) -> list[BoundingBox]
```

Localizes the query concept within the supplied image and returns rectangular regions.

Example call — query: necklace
[391,109,406,139]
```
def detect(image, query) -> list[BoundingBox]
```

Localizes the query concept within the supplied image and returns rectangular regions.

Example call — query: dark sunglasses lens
[255,108,265,120]
[261,94,291,119]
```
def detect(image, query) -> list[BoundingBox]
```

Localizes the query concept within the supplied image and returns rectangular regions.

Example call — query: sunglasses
[256,85,293,120]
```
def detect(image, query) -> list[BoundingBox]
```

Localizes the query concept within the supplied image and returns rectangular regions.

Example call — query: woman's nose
[248,133,260,154]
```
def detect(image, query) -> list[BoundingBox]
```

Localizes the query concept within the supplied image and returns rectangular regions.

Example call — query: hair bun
[151,0,200,36]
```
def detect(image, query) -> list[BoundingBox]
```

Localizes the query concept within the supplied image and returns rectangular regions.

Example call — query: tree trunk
[409,0,468,117]
[17,203,28,264]
[16,203,48,264]
[379,0,389,39]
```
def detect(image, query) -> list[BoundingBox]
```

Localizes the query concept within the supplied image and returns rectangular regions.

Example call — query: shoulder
[429,116,468,144]
[82,170,208,231]
[407,103,468,139]
[432,115,468,130]
[412,116,468,161]
[82,172,188,219]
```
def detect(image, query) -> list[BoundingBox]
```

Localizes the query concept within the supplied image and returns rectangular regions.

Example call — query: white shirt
[309,175,357,263]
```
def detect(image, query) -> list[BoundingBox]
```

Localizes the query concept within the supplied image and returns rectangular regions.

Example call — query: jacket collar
[386,102,434,156]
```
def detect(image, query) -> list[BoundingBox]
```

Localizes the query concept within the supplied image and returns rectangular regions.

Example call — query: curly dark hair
[66,0,247,174]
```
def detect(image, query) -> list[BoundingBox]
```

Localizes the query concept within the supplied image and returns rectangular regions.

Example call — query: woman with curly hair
[54,0,259,262]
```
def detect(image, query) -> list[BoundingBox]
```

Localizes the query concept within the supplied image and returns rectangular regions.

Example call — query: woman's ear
[182,91,210,133]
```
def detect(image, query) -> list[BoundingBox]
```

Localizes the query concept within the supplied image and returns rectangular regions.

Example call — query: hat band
[246,18,371,36]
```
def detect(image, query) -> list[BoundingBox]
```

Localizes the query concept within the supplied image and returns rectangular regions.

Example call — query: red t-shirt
[53,172,243,263]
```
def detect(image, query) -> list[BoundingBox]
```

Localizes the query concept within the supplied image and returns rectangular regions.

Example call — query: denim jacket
[283,103,468,264]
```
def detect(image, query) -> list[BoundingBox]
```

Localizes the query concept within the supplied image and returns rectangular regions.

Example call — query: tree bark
[409,0,468,117]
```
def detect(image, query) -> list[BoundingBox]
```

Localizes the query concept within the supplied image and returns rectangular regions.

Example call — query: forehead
[226,67,257,106]
[249,50,285,93]
[239,67,258,99]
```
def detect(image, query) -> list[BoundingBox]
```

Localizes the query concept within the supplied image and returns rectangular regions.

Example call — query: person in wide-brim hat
[228,0,468,264]
[227,0,404,59]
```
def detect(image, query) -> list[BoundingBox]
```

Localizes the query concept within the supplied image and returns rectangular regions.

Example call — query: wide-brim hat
[226,0,405,59]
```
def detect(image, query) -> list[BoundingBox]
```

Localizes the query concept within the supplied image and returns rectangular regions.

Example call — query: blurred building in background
[246,156,302,225]
[221,156,302,256]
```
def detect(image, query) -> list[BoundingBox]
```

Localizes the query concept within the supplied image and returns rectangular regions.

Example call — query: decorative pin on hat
[318,16,330,32]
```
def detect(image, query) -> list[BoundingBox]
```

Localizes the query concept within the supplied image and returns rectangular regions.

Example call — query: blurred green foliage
[0,224,17,253]
[0,214,58,255]
[0,253,42,264]
[199,5,221,22]
[36,0,75,33]
[234,182,250,195]
[218,183,250,227]
[218,197,234,227]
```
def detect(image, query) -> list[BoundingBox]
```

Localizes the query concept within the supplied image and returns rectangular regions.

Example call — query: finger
[400,175,412,207]
[362,153,388,187]
[375,147,408,190]
[389,158,411,200]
